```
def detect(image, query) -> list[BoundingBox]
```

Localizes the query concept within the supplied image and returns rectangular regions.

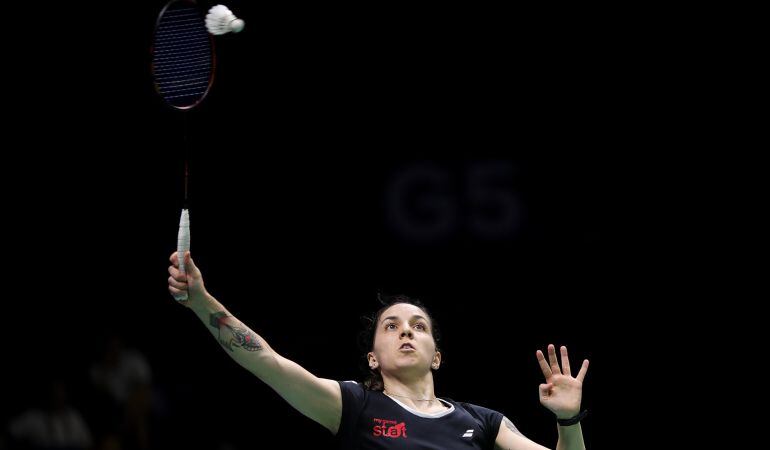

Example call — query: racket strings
[152,1,213,109]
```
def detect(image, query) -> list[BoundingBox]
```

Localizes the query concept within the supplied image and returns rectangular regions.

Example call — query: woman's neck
[381,372,443,412]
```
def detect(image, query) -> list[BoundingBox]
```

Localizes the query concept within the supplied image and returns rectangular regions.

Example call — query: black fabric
[336,381,504,449]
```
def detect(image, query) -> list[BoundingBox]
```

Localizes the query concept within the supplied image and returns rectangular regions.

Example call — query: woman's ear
[367,352,378,369]
[431,351,441,370]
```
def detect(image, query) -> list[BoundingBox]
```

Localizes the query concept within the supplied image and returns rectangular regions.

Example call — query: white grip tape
[174,209,190,302]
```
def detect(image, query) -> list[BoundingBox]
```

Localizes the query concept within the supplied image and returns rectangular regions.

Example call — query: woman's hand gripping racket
[168,249,207,307]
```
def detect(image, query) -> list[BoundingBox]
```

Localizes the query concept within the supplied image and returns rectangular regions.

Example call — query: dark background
[3,1,716,449]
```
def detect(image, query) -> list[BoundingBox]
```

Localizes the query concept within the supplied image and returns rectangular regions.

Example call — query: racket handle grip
[174,209,190,302]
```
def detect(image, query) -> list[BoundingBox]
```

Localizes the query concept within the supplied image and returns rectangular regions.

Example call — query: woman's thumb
[185,251,197,272]
[539,383,553,398]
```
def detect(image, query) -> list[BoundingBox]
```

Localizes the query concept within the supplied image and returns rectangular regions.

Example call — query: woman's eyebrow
[380,315,428,325]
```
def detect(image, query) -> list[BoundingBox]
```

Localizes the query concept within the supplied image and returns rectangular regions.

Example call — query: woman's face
[369,303,440,375]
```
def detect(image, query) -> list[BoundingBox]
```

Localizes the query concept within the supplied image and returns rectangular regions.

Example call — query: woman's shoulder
[338,380,383,401]
[441,398,504,420]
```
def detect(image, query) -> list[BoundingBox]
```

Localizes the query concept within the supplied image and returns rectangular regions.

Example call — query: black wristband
[557,409,588,426]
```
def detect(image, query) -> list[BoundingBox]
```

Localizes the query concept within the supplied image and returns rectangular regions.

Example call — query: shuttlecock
[205,4,245,35]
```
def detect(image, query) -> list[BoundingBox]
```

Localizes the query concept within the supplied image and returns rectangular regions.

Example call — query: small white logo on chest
[462,429,474,438]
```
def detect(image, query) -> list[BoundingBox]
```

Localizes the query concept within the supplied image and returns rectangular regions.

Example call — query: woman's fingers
[168,275,187,290]
[536,349,553,379]
[548,344,562,375]
[168,285,186,297]
[576,359,589,383]
[560,346,571,376]
[539,383,553,399]
[168,264,187,282]
[540,344,588,382]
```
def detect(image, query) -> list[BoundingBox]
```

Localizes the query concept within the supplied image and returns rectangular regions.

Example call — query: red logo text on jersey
[372,418,408,439]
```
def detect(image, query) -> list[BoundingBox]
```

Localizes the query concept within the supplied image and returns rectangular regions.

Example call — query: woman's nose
[400,328,413,338]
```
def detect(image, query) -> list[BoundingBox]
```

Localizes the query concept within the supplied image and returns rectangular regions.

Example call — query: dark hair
[358,293,442,391]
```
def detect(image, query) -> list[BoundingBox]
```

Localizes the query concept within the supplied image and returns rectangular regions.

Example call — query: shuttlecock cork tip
[230,18,245,33]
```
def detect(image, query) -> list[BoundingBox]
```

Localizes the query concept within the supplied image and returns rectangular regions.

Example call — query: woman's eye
[386,323,396,330]
[415,323,426,330]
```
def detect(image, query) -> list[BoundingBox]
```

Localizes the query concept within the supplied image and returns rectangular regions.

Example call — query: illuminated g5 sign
[385,161,522,242]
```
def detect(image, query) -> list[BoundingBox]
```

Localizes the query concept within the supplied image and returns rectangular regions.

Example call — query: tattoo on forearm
[209,312,229,329]
[504,417,523,436]
[209,311,263,352]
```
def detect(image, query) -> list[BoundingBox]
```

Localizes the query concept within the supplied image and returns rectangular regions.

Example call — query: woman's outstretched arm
[168,251,342,433]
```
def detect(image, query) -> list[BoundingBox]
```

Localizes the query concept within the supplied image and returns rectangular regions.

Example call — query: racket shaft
[174,209,190,301]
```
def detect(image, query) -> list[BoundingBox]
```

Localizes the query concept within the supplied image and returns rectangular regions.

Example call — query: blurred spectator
[6,379,93,450]
[89,335,151,406]
[88,334,152,450]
